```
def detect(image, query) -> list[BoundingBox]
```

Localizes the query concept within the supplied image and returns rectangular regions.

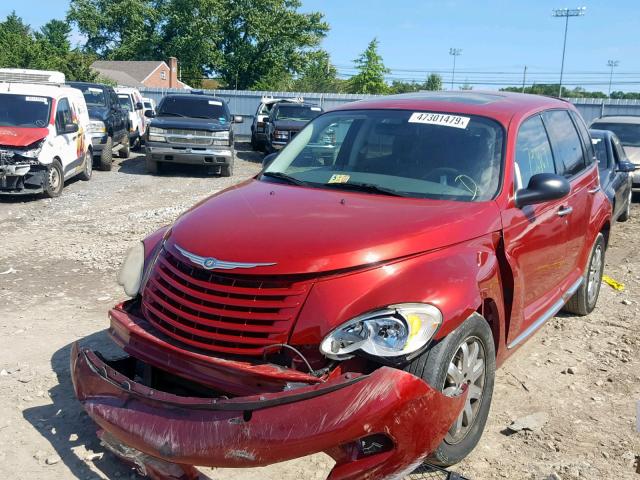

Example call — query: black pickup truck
[144,94,242,176]
[66,82,129,170]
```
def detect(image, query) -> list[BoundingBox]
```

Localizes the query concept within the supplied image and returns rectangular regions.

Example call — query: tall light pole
[449,48,462,90]
[607,60,619,99]
[552,7,586,97]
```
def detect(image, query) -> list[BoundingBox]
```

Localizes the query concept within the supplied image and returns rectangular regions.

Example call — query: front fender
[290,232,505,348]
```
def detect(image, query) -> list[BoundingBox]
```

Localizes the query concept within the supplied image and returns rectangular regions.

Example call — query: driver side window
[55,98,72,135]
[515,115,556,190]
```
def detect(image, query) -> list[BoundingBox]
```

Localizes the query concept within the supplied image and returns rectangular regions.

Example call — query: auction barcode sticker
[208,100,223,106]
[409,112,470,129]
[26,96,48,104]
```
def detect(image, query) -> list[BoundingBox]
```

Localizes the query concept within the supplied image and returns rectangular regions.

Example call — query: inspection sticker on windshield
[25,96,48,104]
[88,88,102,93]
[409,112,470,129]
[208,100,223,106]
[311,107,321,111]
[328,174,350,184]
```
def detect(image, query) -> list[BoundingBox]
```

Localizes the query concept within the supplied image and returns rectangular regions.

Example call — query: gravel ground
[0,143,638,480]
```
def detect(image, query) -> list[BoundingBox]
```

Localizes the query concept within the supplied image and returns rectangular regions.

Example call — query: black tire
[98,136,113,171]
[44,159,64,198]
[618,191,631,222]
[250,133,261,151]
[221,157,234,177]
[404,313,496,467]
[79,149,92,181]
[145,154,160,174]
[119,135,130,159]
[562,233,605,315]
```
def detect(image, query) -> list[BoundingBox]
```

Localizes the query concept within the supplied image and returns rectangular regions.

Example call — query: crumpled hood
[0,127,48,147]
[624,146,640,164]
[150,116,230,132]
[166,179,502,275]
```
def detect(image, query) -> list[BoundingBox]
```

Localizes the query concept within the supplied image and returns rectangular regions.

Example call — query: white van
[0,70,93,197]
[115,87,146,149]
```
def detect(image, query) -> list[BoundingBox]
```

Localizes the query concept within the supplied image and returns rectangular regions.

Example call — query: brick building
[91,57,190,89]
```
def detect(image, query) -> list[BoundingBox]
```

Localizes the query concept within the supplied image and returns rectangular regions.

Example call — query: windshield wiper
[323,182,409,197]
[261,171,308,186]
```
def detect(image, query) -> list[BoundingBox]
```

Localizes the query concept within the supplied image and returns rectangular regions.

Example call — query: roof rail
[0,68,65,85]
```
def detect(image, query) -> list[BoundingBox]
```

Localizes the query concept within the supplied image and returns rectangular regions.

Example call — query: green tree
[68,0,328,89]
[292,50,340,93]
[347,38,389,94]
[0,12,97,81]
[424,73,442,91]
[389,80,420,94]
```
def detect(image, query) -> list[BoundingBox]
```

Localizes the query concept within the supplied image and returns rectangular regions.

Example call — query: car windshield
[591,135,608,171]
[263,110,504,201]
[0,93,51,128]
[158,96,228,120]
[144,102,152,109]
[591,122,640,147]
[275,105,321,121]
[118,95,133,112]
[74,85,106,107]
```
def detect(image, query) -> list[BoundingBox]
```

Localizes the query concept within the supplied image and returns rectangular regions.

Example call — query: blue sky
[4,0,640,91]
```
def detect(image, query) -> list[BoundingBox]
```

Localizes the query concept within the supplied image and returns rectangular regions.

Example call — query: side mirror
[144,110,155,118]
[233,115,244,124]
[617,161,637,173]
[515,173,570,208]
[64,123,79,134]
[262,152,278,169]
[135,102,144,111]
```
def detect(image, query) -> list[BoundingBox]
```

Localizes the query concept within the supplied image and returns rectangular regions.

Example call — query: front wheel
[618,190,631,222]
[562,233,605,315]
[404,313,496,466]
[119,135,130,159]
[79,149,92,181]
[44,159,64,198]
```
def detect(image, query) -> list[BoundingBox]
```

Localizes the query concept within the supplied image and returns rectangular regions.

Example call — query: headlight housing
[320,303,442,360]
[88,120,106,135]
[117,242,145,297]
[273,130,289,141]
[148,126,167,142]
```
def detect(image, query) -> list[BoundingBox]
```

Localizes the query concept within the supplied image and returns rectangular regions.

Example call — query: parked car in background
[0,71,93,197]
[590,129,635,222]
[144,93,242,176]
[250,96,303,151]
[115,87,146,150]
[264,101,323,153]
[142,97,156,118]
[590,116,640,188]
[72,92,611,480]
[67,81,129,170]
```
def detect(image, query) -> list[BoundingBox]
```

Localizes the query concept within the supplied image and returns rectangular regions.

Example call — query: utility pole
[607,60,619,99]
[449,48,462,90]
[521,65,527,93]
[552,7,586,98]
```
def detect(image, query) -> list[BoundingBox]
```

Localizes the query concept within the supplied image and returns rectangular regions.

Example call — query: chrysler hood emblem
[174,245,276,270]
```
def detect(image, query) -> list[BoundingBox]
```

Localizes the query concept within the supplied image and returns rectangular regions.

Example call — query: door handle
[557,206,573,217]
[588,186,601,194]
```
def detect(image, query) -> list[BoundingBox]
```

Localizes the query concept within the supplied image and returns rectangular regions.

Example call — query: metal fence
[139,87,640,136]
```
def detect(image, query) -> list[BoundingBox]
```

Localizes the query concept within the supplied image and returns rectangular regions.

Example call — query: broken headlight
[117,242,144,297]
[320,303,442,360]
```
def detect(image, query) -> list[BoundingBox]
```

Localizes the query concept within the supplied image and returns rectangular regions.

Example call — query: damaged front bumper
[71,308,466,480]
[0,160,46,194]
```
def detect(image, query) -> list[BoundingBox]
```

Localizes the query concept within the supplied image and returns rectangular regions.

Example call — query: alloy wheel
[442,336,486,444]
[587,244,603,305]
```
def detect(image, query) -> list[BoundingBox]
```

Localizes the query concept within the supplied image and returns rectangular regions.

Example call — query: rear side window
[515,115,555,189]
[543,110,586,178]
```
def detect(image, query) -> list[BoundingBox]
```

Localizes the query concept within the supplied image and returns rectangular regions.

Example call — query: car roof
[164,94,226,103]
[274,102,319,108]
[591,116,640,125]
[0,82,84,100]
[331,91,572,126]
[67,81,110,89]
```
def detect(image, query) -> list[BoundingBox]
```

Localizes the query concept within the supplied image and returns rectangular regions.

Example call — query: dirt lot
[0,143,638,480]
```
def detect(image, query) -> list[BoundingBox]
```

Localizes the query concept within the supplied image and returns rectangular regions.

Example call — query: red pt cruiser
[71,92,611,480]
